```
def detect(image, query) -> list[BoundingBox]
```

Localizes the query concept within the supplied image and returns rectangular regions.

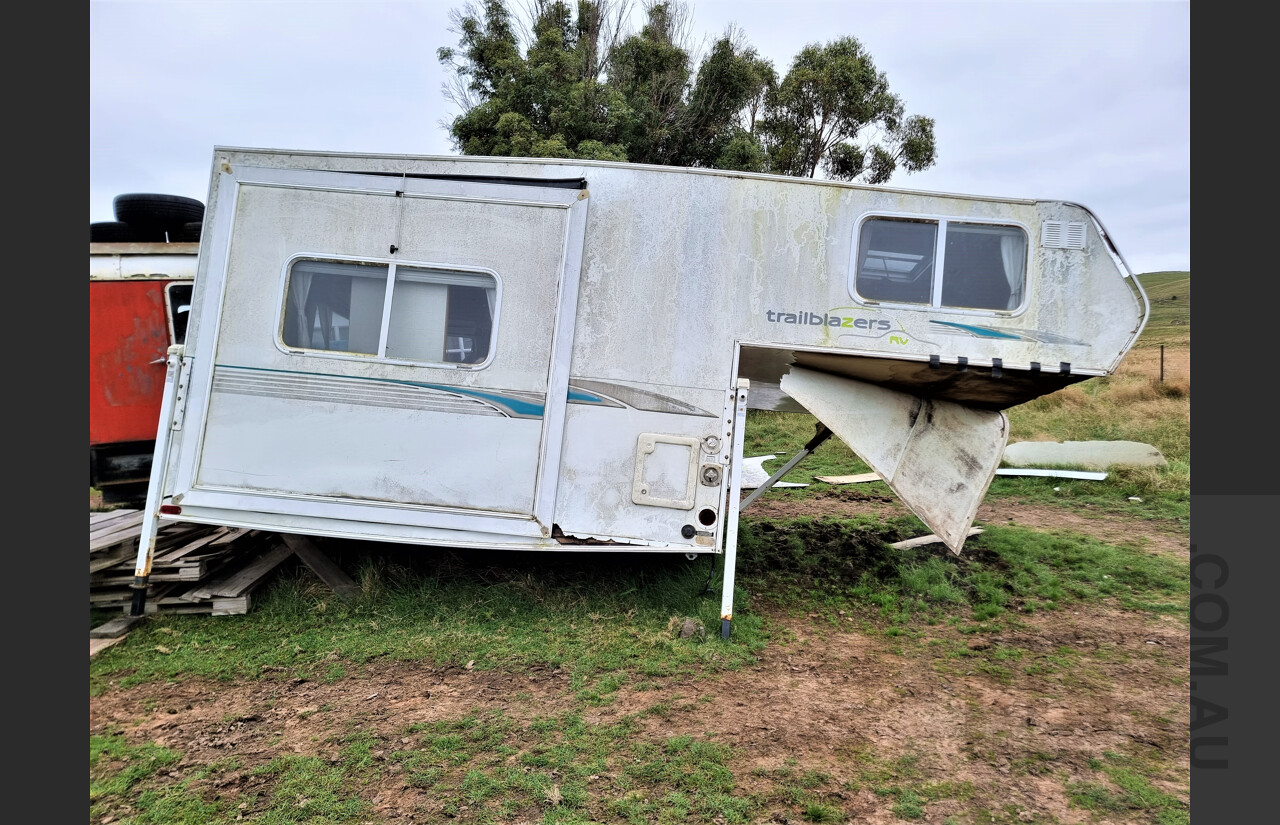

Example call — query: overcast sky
[90,0,1189,275]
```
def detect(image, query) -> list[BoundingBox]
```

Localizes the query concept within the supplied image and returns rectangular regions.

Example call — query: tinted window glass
[854,219,937,305]
[940,223,1027,311]
[281,259,496,365]
[282,260,388,354]
[854,217,1027,312]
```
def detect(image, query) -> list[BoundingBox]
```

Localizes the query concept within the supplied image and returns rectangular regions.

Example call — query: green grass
[91,547,767,694]
[91,732,228,824]
[743,409,876,483]
[90,705,874,824]
[1134,271,1190,347]
[249,751,373,822]
[851,750,973,822]
[91,732,182,800]
[1067,751,1189,824]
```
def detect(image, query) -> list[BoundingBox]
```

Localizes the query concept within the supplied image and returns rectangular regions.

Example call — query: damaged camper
[129,147,1148,635]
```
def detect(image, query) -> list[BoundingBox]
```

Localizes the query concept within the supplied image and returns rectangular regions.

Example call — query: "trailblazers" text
[764,310,891,330]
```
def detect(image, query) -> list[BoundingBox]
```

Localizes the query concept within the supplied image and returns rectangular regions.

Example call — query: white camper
[130,147,1148,634]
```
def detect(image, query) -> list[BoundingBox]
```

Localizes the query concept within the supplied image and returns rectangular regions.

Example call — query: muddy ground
[90,496,1189,824]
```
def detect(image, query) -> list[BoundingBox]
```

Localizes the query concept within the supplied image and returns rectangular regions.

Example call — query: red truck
[90,194,203,505]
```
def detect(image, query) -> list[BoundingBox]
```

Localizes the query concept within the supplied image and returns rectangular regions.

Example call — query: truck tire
[113,193,205,228]
[172,220,203,242]
[90,221,135,242]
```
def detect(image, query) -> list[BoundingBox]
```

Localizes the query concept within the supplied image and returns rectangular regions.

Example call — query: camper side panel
[189,182,568,517]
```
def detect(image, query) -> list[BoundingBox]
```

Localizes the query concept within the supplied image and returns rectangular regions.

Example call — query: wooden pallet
[89,510,294,615]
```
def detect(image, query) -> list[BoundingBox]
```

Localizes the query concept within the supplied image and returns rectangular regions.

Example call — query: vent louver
[1041,221,1087,249]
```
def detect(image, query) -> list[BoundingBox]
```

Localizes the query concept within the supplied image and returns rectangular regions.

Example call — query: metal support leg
[130,348,184,616]
[719,379,750,639]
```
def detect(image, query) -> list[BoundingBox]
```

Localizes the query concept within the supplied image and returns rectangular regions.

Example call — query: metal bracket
[169,352,191,431]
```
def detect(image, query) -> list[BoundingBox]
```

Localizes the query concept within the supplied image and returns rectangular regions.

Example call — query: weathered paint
[89,279,173,445]
[90,241,198,448]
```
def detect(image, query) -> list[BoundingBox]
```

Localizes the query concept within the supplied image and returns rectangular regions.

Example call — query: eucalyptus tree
[437,2,935,183]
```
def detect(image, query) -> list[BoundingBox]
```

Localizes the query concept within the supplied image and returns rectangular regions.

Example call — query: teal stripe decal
[215,364,545,417]
[422,384,544,417]
[929,320,1023,340]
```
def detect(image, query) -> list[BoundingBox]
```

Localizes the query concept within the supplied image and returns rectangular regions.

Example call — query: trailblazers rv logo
[763,307,921,346]
[764,309,892,331]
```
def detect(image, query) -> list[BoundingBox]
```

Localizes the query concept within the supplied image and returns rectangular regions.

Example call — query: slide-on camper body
[130,147,1148,632]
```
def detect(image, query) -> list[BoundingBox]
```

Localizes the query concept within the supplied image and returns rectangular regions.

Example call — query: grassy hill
[1135,271,1190,346]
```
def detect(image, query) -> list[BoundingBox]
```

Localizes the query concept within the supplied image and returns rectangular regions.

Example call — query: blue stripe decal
[215,364,545,417]
[420,384,545,417]
[929,320,1023,340]
[567,389,604,403]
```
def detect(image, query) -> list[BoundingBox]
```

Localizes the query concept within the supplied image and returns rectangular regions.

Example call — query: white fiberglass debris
[741,455,809,490]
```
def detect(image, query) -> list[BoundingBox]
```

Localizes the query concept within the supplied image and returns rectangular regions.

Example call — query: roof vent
[1041,221,1087,249]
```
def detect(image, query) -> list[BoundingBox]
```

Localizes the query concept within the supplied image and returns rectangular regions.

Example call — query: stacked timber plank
[89,509,295,615]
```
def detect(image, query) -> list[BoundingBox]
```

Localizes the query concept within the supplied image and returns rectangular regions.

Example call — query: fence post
[1160,345,1164,383]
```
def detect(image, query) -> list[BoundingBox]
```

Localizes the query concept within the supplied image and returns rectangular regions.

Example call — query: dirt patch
[90,607,1188,824]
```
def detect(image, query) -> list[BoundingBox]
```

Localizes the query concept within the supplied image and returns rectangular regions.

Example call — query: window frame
[164,280,195,347]
[274,253,502,370]
[849,212,1031,316]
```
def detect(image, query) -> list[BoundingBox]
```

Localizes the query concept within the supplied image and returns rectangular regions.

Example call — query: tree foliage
[757,37,936,183]
[437,0,935,183]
